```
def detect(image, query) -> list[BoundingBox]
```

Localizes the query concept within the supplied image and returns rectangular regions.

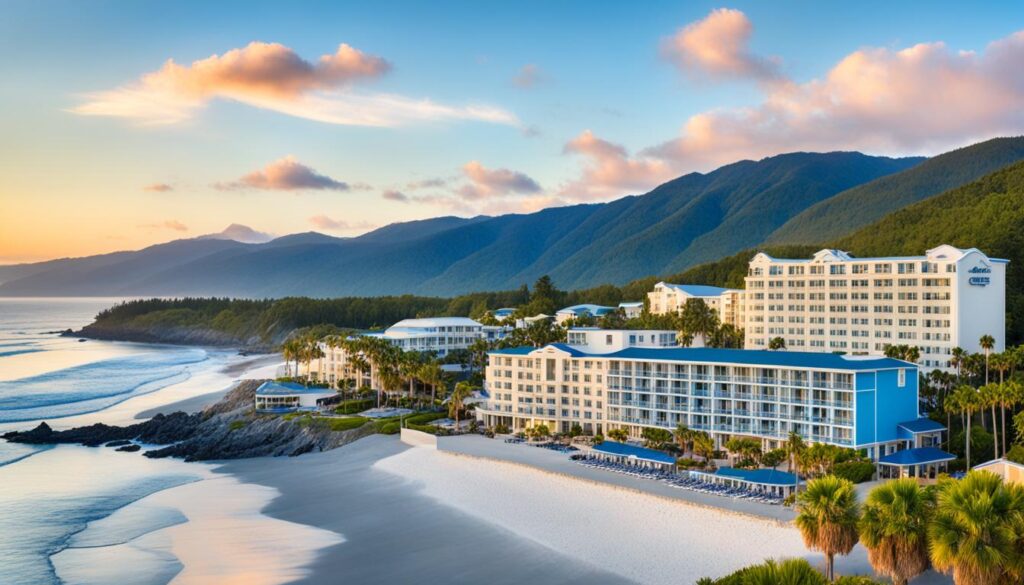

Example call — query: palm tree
[787,431,807,476]
[399,352,423,406]
[980,383,1001,460]
[951,347,967,383]
[929,471,1024,585]
[378,365,403,408]
[418,360,446,409]
[980,334,996,384]
[281,338,301,379]
[951,385,980,468]
[768,336,787,351]
[607,428,628,442]
[692,431,716,468]
[795,475,860,581]
[674,423,693,455]
[1001,381,1023,457]
[858,478,933,585]
[448,381,475,429]
[678,299,719,347]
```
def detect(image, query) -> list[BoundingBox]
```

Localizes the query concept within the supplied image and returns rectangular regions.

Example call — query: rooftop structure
[555,304,615,324]
[618,301,644,319]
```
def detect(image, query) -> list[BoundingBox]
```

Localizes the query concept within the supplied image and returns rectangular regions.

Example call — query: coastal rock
[105,440,132,447]
[116,444,141,452]
[2,380,374,461]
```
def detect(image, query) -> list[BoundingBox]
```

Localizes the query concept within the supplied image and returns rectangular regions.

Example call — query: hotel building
[311,317,506,388]
[742,245,1007,369]
[477,328,929,461]
[647,283,744,327]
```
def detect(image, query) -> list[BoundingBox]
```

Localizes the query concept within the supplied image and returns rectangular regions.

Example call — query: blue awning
[712,466,799,486]
[878,447,956,466]
[898,418,946,434]
[592,441,676,465]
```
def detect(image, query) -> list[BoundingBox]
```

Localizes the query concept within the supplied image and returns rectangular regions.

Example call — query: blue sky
[2,1,1023,262]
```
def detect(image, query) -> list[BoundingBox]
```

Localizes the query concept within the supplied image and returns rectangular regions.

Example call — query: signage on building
[968,262,992,286]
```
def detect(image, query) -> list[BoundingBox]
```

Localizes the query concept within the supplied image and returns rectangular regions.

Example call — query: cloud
[71,41,517,127]
[217,156,349,191]
[382,189,409,202]
[458,160,542,200]
[559,130,675,200]
[405,178,448,190]
[139,219,188,231]
[513,64,545,88]
[661,8,781,81]
[143,183,173,192]
[308,215,376,231]
[647,29,1024,169]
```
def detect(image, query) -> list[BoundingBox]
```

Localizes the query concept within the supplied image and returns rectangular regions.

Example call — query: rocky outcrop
[2,380,374,461]
[62,324,274,352]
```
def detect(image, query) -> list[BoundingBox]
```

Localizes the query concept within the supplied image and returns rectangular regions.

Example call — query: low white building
[647,283,743,326]
[254,381,335,413]
[618,301,644,319]
[364,317,494,357]
[555,304,615,324]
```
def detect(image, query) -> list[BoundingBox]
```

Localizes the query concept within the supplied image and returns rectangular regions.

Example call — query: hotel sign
[968,264,991,286]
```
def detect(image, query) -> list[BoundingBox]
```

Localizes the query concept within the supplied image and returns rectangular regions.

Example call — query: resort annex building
[647,283,744,327]
[477,328,931,462]
[742,245,1007,369]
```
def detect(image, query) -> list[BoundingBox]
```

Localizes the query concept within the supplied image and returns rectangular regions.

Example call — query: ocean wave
[0,349,208,423]
[0,348,45,358]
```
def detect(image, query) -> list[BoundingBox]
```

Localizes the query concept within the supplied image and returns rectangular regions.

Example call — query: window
[606,335,613,345]
[898,369,906,387]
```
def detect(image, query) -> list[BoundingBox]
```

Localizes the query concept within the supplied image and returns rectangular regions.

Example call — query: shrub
[378,422,401,435]
[334,399,375,415]
[1006,444,1024,465]
[676,457,704,469]
[833,460,876,483]
[494,423,510,435]
[228,420,247,431]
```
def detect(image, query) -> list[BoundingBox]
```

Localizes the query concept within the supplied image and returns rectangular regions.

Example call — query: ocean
[0,298,331,585]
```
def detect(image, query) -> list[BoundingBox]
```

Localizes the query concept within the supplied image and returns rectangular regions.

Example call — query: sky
[2,0,1024,263]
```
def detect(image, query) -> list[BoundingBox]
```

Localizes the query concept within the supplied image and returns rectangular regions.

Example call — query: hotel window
[830,265,846,275]
[898,369,906,387]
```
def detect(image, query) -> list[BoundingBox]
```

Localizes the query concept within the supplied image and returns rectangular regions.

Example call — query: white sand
[53,469,344,585]
[374,448,808,583]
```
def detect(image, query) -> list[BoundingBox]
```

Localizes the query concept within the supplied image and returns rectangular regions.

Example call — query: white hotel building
[478,328,927,461]
[742,245,1007,369]
[647,283,744,327]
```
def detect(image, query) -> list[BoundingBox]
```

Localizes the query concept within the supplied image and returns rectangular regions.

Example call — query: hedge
[833,460,876,483]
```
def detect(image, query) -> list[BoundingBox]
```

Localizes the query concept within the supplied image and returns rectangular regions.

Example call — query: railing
[691,389,710,397]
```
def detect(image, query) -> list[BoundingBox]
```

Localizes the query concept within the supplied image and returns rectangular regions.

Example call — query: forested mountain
[766,136,1024,244]
[0,151,919,297]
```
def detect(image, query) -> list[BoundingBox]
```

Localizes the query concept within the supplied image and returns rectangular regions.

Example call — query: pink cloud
[661,8,781,81]
[648,29,1024,170]
[72,42,517,127]
[143,183,173,192]
[382,189,409,202]
[513,64,546,88]
[459,161,541,200]
[139,219,188,231]
[308,215,376,231]
[559,130,675,200]
[217,156,349,191]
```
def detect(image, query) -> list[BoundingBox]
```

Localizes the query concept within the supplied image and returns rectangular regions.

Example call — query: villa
[647,283,744,326]
[254,381,336,413]
[477,327,950,468]
[618,301,644,319]
[555,304,615,324]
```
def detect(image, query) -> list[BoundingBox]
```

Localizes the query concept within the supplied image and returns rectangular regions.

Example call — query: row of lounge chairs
[504,438,579,452]
[570,455,784,505]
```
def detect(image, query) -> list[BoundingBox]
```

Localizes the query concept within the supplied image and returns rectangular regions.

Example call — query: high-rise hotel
[742,245,1007,369]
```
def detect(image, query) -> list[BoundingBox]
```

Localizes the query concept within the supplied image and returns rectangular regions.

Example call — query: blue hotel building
[478,329,949,474]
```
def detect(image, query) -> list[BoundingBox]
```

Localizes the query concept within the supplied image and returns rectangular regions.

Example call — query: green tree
[980,334,996,384]
[448,381,475,429]
[795,476,860,581]
[692,431,716,467]
[929,471,1024,585]
[950,385,980,468]
[768,337,787,351]
[641,427,673,449]
[858,478,933,585]
[677,299,719,347]
[607,428,629,442]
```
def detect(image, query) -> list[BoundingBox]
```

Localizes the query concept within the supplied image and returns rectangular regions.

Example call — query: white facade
[565,328,677,353]
[365,317,491,356]
[647,283,744,326]
[618,301,643,319]
[742,245,1007,370]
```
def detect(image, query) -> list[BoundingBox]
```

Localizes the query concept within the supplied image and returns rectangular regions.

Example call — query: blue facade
[854,369,918,447]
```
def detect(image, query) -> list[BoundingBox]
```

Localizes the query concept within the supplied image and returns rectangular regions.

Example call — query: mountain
[0,151,922,298]
[199,223,275,244]
[766,136,1024,244]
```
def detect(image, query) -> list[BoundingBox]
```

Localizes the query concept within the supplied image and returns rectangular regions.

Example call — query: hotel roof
[389,317,482,329]
[878,447,956,466]
[713,466,799,486]
[556,304,615,316]
[255,381,335,396]
[592,441,676,465]
[658,283,732,297]
[898,418,947,434]
[491,344,914,371]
